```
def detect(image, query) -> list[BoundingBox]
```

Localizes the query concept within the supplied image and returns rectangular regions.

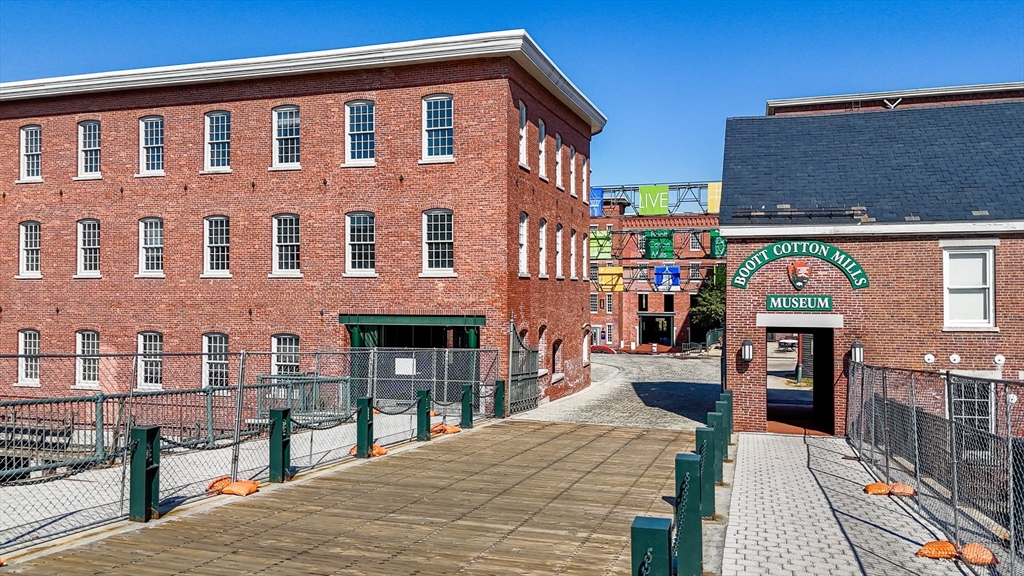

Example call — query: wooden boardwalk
[9,420,694,575]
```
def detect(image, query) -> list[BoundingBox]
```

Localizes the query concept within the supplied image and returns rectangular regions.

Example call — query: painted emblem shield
[787,261,811,291]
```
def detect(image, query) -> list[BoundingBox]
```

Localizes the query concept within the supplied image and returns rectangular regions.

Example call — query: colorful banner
[637,185,670,215]
[597,266,624,292]
[590,230,612,260]
[589,188,604,217]
[654,266,681,290]
[644,229,674,259]
[707,182,722,214]
[710,229,727,258]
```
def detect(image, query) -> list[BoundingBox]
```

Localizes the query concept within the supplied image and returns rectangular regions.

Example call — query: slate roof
[720,100,1024,225]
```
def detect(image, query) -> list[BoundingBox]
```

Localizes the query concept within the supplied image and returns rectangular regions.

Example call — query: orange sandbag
[430,423,461,435]
[428,410,438,417]
[373,408,380,415]
[206,475,231,494]
[221,480,260,496]
[349,443,388,457]
[889,482,918,497]
[864,482,890,495]
[916,541,957,559]
[959,543,999,566]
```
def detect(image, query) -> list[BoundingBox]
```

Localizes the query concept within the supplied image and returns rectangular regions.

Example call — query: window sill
[134,273,166,279]
[537,368,550,378]
[13,381,41,388]
[519,162,530,171]
[15,178,44,184]
[135,385,162,392]
[538,274,549,280]
[556,184,565,191]
[570,276,579,281]
[571,192,578,198]
[200,168,233,175]
[556,276,565,280]
[942,326,1000,332]
[73,273,102,280]
[14,274,42,280]
[268,272,303,279]
[419,157,455,165]
[539,174,549,183]
[341,161,376,168]
[551,373,565,384]
[72,384,101,391]
[134,171,165,178]
[268,164,301,172]
[418,271,458,278]
[200,273,233,279]
[519,272,531,278]
[73,174,102,181]
[343,271,379,278]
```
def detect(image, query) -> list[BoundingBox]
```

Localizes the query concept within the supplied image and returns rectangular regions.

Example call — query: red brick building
[0,30,606,400]
[721,82,1024,434]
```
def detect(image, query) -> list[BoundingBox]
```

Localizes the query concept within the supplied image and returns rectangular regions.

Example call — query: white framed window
[345,101,375,165]
[18,221,41,278]
[590,293,599,313]
[346,212,376,275]
[272,334,300,375]
[582,233,589,280]
[518,101,528,168]
[76,219,100,278]
[555,134,563,189]
[637,233,647,257]
[948,374,996,433]
[637,262,650,281]
[518,212,529,276]
[203,333,229,388]
[606,323,614,343]
[137,332,163,390]
[555,224,564,278]
[272,106,301,169]
[422,94,454,161]
[689,262,702,280]
[690,233,702,252]
[538,219,548,277]
[589,261,599,279]
[137,218,164,277]
[17,329,40,386]
[422,209,455,275]
[272,214,301,276]
[19,125,42,182]
[204,111,231,172]
[569,145,577,197]
[582,156,589,204]
[203,216,231,277]
[570,229,578,279]
[606,293,613,314]
[77,121,101,178]
[75,331,100,389]
[138,116,164,176]
[538,119,547,179]
[942,242,996,329]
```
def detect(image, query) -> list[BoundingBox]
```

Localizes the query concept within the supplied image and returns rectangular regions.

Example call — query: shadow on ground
[631,381,721,422]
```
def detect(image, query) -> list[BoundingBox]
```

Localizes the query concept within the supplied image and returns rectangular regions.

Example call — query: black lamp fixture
[851,341,864,364]
[740,339,754,363]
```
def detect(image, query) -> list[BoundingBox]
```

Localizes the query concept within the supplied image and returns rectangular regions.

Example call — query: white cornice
[719,220,1024,238]
[0,30,607,135]
[766,82,1024,115]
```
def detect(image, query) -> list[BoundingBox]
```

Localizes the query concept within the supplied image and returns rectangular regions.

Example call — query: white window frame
[690,233,702,252]
[137,116,165,177]
[345,211,377,276]
[75,330,100,390]
[570,229,578,280]
[555,134,563,189]
[518,212,529,277]
[18,221,41,279]
[582,233,589,280]
[606,323,614,343]
[18,125,42,183]
[421,94,454,162]
[537,119,547,180]
[136,218,165,278]
[271,214,302,277]
[582,156,589,204]
[17,329,40,387]
[947,374,997,434]
[271,105,301,170]
[555,224,564,279]
[689,262,703,280]
[637,262,650,281]
[203,216,231,278]
[137,332,163,390]
[538,218,548,278]
[518,101,529,169]
[941,240,997,330]
[271,334,300,375]
[344,100,376,166]
[569,145,577,197]
[203,111,232,173]
[76,219,101,278]
[421,209,456,277]
[77,121,101,179]
[590,293,599,313]
[202,333,230,388]
[606,293,613,314]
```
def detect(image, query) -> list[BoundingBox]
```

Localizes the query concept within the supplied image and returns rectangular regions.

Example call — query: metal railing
[0,348,499,554]
[847,363,1024,574]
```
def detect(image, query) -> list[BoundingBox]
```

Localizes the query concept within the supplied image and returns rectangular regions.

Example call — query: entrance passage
[765,328,834,435]
[339,314,484,349]
[639,314,674,346]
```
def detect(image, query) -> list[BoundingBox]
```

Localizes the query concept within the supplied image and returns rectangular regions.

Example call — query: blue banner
[654,266,681,289]
[589,188,603,217]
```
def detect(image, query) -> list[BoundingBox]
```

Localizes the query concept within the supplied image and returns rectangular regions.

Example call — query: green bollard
[716,400,730,461]
[269,408,291,483]
[461,384,474,429]
[631,516,672,576]
[494,379,506,419]
[720,390,734,444]
[129,425,160,522]
[675,454,703,576]
[357,397,374,458]
[417,389,432,441]
[694,427,716,519]
[708,411,724,483]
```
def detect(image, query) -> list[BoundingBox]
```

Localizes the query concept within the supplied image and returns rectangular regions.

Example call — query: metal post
[858,363,866,458]
[417,389,432,441]
[495,379,506,419]
[461,384,474,429]
[230,351,247,482]
[720,390,734,444]
[945,371,961,546]
[269,408,291,483]
[129,425,160,522]
[868,368,876,466]
[1006,385,1016,576]
[909,372,923,512]
[881,369,891,484]
[631,516,672,576]
[94,393,105,461]
[205,384,215,445]
[716,400,730,461]
[695,427,716,519]
[675,454,702,576]
[357,397,374,458]
[708,411,724,483]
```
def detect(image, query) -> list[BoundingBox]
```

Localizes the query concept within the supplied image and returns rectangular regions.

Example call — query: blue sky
[1,0,1021,185]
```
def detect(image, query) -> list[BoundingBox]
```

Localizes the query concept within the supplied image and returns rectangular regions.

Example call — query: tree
[689,275,725,330]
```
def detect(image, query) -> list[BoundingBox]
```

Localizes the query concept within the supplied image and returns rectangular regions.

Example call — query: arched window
[518,101,528,167]
[582,330,591,365]
[538,219,548,277]
[345,100,375,164]
[552,339,564,376]
[518,212,529,275]
[422,94,453,160]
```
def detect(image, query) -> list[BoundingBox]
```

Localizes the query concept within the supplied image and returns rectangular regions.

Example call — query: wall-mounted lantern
[740,339,754,363]
[850,341,864,364]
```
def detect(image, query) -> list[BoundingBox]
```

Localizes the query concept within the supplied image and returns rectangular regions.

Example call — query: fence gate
[508,320,539,414]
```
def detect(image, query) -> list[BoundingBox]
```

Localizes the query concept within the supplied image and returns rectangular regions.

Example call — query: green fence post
[461,384,474,429]
[716,400,731,461]
[94,394,105,461]
[720,390,734,444]
[269,408,291,483]
[129,425,160,522]
[708,411,724,483]
[694,427,716,519]
[494,379,506,419]
[357,397,374,458]
[631,516,672,576]
[417,389,432,441]
[675,453,703,576]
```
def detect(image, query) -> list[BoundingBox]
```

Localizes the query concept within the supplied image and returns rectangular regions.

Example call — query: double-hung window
[689,262,702,280]
[346,212,376,275]
[77,219,101,277]
[589,262,599,280]
[18,329,40,386]
[607,293,613,314]
[272,335,300,375]
[76,330,100,389]
[942,240,997,330]
[518,212,529,276]
[554,134,563,189]
[345,101,375,165]
[78,121,101,178]
[582,233,589,280]
[139,116,164,176]
[204,111,231,172]
[204,216,230,277]
[272,106,300,169]
[137,218,164,277]
[423,95,454,161]
[690,233,702,252]
[538,119,547,179]
[203,333,229,388]
[569,146,577,196]
[582,156,589,203]
[555,224,564,278]
[590,293,599,314]
[422,209,454,275]
[272,214,301,276]
[538,219,548,277]
[637,262,650,281]
[18,221,41,278]
[570,230,578,279]
[137,332,163,390]
[19,125,42,182]
[518,101,528,168]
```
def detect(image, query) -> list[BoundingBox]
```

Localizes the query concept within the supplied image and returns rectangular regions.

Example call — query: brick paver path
[723,434,968,576]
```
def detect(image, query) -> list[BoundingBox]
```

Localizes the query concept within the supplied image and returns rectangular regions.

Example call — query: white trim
[569,228,577,280]
[538,218,547,277]
[19,125,41,181]
[75,330,101,390]
[422,208,454,274]
[537,119,547,179]
[138,116,164,176]
[0,30,608,134]
[138,217,164,275]
[518,100,528,168]
[418,271,458,278]
[581,156,589,204]
[766,81,1024,114]
[569,145,576,197]
[136,331,163,390]
[77,219,100,277]
[73,174,103,181]
[18,329,41,387]
[938,238,1000,247]
[345,211,376,275]
[15,178,44,184]
[344,100,376,166]
[18,221,41,278]
[756,313,844,328]
[272,213,301,275]
[271,106,301,169]
[422,94,454,161]
[943,245,995,330]
[555,224,563,278]
[204,215,230,276]
[77,120,101,178]
[202,333,229,388]
[518,212,529,276]
[719,220,1024,238]
[204,110,231,172]
[554,134,563,189]
[271,334,300,375]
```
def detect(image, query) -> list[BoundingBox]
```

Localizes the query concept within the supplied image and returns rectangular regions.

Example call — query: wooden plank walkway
[8,420,694,575]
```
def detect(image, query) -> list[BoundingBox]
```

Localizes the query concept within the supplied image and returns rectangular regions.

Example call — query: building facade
[0,30,607,400]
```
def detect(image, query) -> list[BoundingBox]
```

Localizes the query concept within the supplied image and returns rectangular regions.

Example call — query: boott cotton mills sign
[731,240,869,289]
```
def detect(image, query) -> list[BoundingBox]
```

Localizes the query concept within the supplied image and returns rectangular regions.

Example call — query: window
[272,335,300,375]
[582,156,589,203]
[76,331,100,389]
[664,294,675,312]
[689,262,702,280]
[606,323,614,344]
[607,293,613,314]
[345,101,375,164]
[18,221,41,278]
[77,219,100,277]
[204,111,231,171]
[690,233,702,252]
[538,119,547,179]
[78,121,101,177]
[137,332,163,390]
[423,209,454,273]
[204,216,230,276]
[570,229,577,279]
[518,101,528,167]
[346,212,376,274]
[943,244,995,329]
[583,331,591,365]
[138,218,164,276]
[203,333,229,387]
[949,374,995,433]
[272,214,301,275]
[582,233,589,280]
[637,262,650,281]
[555,134,563,189]
[555,224,564,278]
[17,329,40,386]
[518,212,529,276]
[589,262,599,279]
[569,146,577,196]
[538,219,548,277]
[590,293,599,313]
[638,293,649,312]
[423,95,453,160]
[637,233,647,257]
[139,116,164,175]
[19,125,42,181]
[272,106,300,168]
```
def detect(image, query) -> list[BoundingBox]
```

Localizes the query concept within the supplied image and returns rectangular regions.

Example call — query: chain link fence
[847,362,1024,574]
[0,348,499,554]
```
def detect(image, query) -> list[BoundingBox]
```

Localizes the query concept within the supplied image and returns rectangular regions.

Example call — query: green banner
[590,230,612,260]
[710,230,727,258]
[644,229,674,259]
[731,240,869,290]
[637,185,669,215]
[766,295,833,311]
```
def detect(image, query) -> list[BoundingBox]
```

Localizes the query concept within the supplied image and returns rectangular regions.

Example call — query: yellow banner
[597,266,624,292]
[707,181,722,214]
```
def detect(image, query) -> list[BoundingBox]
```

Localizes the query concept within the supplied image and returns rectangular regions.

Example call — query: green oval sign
[731,240,869,290]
